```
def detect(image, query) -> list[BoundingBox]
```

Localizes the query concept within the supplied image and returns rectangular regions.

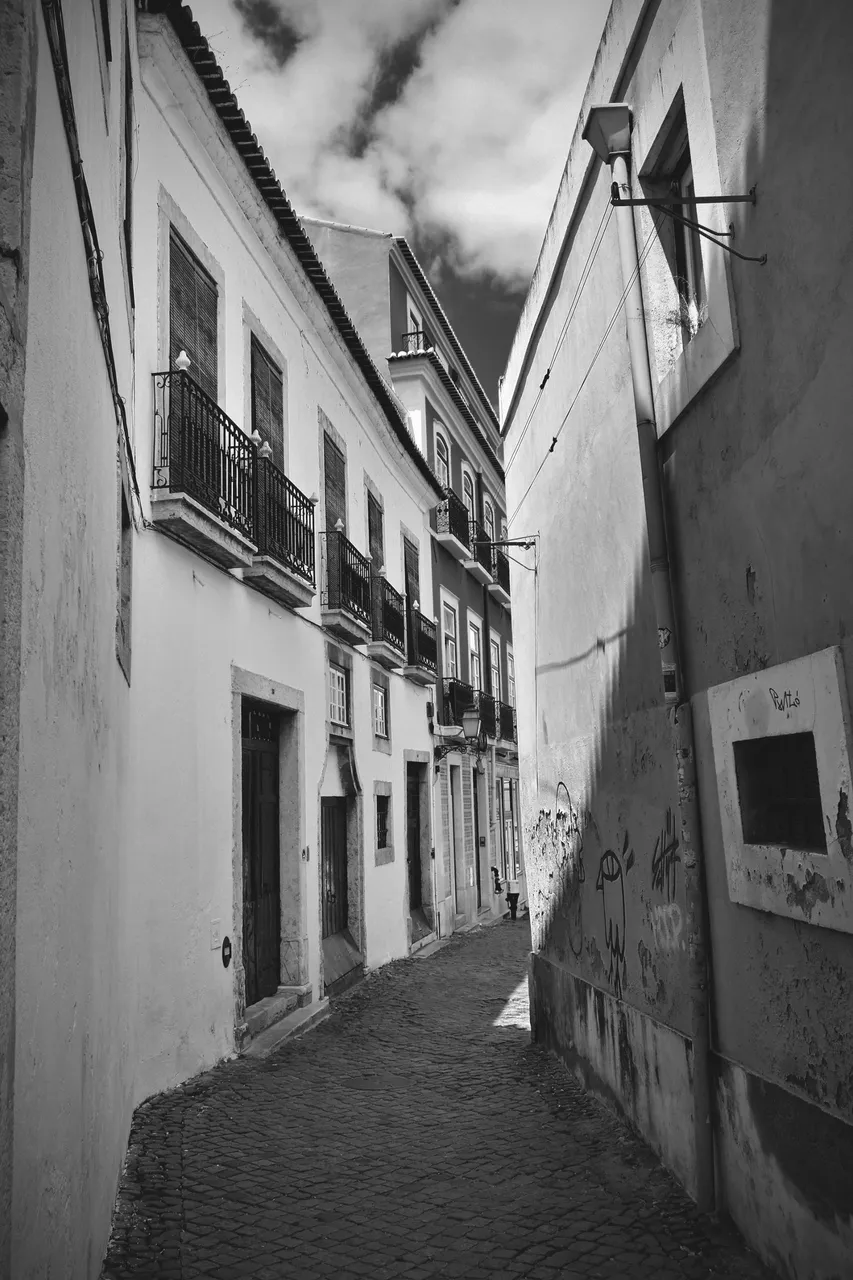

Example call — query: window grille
[329,664,348,726]
[376,794,390,849]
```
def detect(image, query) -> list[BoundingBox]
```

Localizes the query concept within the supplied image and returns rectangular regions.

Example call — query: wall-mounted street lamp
[434,704,487,772]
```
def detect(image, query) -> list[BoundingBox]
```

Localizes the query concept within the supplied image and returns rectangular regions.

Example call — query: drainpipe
[583,104,714,1212]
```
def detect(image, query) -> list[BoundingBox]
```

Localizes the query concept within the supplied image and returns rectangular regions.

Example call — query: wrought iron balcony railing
[469,519,492,576]
[491,546,510,596]
[153,369,255,540]
[407,606,437,674]
[475,690,497,739]
[370,575,406,655]
[435,488,470,550]
[442,678,475,727]
[402,328,435,354]
[321,530,372,624]
[498,701,517,743]
[256,456,315,584]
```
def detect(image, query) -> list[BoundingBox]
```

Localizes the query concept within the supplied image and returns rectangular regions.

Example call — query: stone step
[242,998,331,1059]
[244,985,308,1040]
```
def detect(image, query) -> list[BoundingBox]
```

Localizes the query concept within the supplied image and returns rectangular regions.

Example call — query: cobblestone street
[102,923,772,1279]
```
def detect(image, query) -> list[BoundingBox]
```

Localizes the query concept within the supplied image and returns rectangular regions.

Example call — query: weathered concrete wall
[11,3,137,1275]
[504,1,853,1272]
[0,2,36,1273]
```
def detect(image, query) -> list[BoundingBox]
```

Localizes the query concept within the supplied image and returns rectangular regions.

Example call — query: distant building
[306,219,524,938]
[501,2,853,1277]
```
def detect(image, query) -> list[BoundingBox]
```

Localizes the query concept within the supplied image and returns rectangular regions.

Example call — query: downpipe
[610,151,714,1212]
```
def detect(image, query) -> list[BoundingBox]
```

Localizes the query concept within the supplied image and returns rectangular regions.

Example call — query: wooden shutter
[367,492,384,570]
[403,537,420,605]
[323,433,346,535]
[251,336,285,471]
[169,229,218,402]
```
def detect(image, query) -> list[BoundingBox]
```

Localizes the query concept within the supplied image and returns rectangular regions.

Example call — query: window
[734,732,825,852]
[462,470,475,520]
[367,490,384,571]
[442,602,458,679]
[483,499,495,544]
[323,432,346,534]
[670,150,706,339]
[170,229,217,401]
[403,536,420,609]
[500,780,519,881]
[507,651,516,708]
[468,620,482,691]
[329,664,348,726]
[500,518,508,544]
[435,432,450,490]
[251,336,285,472]
[373,685,388,738]
[490,638,501,701]
[376,794,390,849]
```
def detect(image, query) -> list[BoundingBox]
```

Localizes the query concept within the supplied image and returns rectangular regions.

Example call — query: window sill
[329,723,353,744]
[373,734,392,756]
[655,308,739,436]
[375,845,394,867]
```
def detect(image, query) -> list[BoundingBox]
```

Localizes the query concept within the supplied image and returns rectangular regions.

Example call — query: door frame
[404,751,433,928]
[231,667,307,1031]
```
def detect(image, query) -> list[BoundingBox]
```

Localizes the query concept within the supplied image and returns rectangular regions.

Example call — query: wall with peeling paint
[503,0,853,1275]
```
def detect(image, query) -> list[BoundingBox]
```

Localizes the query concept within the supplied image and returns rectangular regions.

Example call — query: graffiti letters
[596,850,626,998]
[651,808,680,902]
[529,781,587,958]
[649,902,683,952]
[769,687,800,712]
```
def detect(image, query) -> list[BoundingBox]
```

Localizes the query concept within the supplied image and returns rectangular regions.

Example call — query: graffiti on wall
[596,831,633,999]
[649,902,683,952]
[651,808,680,902]
[528,781,587,957]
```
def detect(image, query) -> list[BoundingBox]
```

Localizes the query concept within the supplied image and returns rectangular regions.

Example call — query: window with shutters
[468,619,482,691]
[251,335,285,471]
[367,490,384,571]
[403,537,420,608]
[323,432,347,535]
[170,229,218,402]
[442,601,458,679]
[507,650,516,708]
[490,638,501,701]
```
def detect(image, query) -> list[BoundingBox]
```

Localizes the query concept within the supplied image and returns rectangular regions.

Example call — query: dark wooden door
[323,433,347,535]
[321,798,348,938]
[242,702,280,1007]
[473,776,482,908]
[407,767,422,911]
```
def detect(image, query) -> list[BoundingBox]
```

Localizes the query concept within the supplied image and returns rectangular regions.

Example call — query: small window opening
[647,102,707,344]
[733,731,826,852]
[376,794,390,849]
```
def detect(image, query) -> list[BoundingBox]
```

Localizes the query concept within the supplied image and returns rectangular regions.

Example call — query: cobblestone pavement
[102,921,774,1279]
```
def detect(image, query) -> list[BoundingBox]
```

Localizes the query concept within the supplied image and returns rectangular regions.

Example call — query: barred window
[376,794,390,849]
[329,664,348,726]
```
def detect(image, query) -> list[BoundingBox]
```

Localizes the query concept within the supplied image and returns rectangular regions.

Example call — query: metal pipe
[610,151,715,1212]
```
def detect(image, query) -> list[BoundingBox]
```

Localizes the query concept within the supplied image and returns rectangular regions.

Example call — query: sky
[196,0,611,403]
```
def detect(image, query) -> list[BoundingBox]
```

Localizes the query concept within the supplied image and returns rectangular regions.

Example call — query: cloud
[198,0,609,286]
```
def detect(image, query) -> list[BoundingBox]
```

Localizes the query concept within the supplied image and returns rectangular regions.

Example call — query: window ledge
[655,309,739,436]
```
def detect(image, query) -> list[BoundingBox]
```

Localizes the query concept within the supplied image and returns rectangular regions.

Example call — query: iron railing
[476,690,497,739]
[442,678,475,727]
[498,701,517,742]
[321,530,371,624]
[153,370,255,540]
[371,575,406,655]
[256,456,315,584]
[435,488,470,550]
[407,607,437,674]
[402,328,435,354]
[492,546,510,596]
[469,519,492,576]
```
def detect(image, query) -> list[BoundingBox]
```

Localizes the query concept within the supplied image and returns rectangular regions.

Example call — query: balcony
[242,455,316,608]
[434,489,471,562]
[365,574,406,670]
[463,519,493,585]
[498,701,517,743]
[321,529,372,644]
[151,370,257,568]
[402,328,436,354]
[442,678,476,727]
[488,546,511,609]
[399,606,437,686]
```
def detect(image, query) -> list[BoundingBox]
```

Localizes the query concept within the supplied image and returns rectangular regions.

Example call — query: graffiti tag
[769,688,800,712]
[651,808,680,902]
[649,902,683,952]
[596,849,626,998]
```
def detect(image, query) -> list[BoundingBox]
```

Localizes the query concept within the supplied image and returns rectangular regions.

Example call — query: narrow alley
[101,922,770,1280]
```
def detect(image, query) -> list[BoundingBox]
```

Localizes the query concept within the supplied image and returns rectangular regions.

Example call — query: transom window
[442,602,458,679]
[329,664,348,726]
[373,685,388,738]
[490,638,501,701]
[435,432,450,490]
[468,621,482,691]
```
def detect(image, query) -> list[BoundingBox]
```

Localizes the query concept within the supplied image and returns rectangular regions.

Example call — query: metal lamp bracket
[610,182,766,264]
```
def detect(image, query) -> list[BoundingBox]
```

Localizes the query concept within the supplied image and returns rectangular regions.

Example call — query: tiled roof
[138,0,444,500]
[388,349,504,480]
[394,238,501,431]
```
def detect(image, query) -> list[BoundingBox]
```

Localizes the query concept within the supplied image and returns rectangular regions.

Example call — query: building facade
[501,2,853,1277]
[2,0,450,1274]
[306,220,524,940]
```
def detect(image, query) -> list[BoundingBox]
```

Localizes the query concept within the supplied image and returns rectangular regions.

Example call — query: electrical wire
[506,213,665,532]
[505,201,614,476]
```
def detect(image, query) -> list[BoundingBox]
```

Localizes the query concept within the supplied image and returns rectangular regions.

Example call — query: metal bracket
[610,182,767,265]
[610,182,757,207]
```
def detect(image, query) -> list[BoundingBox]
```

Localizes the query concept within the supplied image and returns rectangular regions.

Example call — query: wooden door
[407,767,422,911]
[242,701,281,1007]
[323,433,346,535]
[473,776,482,908]
[321,798,348,938]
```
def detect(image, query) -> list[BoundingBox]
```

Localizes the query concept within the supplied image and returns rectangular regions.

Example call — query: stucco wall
[302,220,395,378]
